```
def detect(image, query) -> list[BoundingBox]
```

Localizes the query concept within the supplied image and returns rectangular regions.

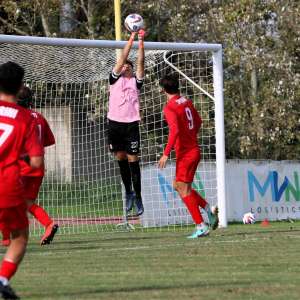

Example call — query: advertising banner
[140,162,217,227]
[227,160,300,221]
[140,160,300,226]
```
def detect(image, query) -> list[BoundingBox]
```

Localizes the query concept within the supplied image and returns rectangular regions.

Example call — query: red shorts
[22,176,44,201]
[0,203,29,231]
[176,148,201,183]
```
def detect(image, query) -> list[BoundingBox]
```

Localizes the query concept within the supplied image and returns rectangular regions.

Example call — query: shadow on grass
[215,228,300,238]
[24,280,256,299]
[41,234,169,246]
[26,235,171,254]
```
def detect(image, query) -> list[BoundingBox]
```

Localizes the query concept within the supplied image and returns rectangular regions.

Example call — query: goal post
[212,49,227,228]
[0,34,227,233]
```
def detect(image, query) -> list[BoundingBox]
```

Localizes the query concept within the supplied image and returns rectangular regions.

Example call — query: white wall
[39,106,72,182]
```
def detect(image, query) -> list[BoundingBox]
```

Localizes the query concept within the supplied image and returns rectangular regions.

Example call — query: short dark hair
[18,86,33,108]
[125,60,134,68]
[0,61,24,96]
[160,74,179,94]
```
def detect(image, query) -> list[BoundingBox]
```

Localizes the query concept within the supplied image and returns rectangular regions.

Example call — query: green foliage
[0,0,298,159]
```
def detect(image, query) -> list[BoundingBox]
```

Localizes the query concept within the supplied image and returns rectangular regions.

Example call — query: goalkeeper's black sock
[118,159,132,194]
[129,161,142,200]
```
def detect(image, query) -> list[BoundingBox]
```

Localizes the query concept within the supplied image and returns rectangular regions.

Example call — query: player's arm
[163,106,179,156]
[113,32,136,75]
[24,119,44,169]
[30,156,44,169]
[136,29,145,81]
[43,118,55,147]
[158,106,179,169]
[194,108,202,132]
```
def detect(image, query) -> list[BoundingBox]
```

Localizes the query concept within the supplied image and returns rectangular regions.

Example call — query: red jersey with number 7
[163,95,202,158]
[19,110,55,177]
[0,100,44,208]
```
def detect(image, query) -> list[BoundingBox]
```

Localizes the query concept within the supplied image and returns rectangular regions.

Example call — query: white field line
[25,236,275,257]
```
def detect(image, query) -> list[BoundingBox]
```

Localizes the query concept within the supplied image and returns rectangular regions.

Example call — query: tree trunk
[60,0,76,35]
[36,0,51,37]
[87,0,97,38]
[250,67,258,99]
[40,11,51,37]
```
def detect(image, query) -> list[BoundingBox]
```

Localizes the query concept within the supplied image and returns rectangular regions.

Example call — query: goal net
[0,35,225,235]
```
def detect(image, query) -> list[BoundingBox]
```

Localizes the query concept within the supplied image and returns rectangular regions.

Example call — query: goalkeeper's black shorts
[107,119,140,155]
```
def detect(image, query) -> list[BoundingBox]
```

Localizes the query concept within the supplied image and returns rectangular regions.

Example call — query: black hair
[18,86,33,108]
[0,61,24,96]
[159,74,180,94]
[125,60,134,68]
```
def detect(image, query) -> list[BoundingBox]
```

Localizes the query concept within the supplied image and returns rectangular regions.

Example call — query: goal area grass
[7,221,300,300]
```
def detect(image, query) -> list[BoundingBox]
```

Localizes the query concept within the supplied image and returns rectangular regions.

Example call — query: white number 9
[185,107,194,130]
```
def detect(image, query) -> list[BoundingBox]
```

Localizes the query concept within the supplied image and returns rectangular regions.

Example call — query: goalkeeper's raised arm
[136,29,145,81]
[106,29,146,217]
[113,32,136,75]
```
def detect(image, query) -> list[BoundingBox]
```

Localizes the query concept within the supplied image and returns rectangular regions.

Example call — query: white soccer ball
[211,205,217,215]
[124,14,144,32]
[243,212,255,224]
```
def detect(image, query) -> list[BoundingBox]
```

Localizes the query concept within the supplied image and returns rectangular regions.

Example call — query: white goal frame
[0,34,227,228]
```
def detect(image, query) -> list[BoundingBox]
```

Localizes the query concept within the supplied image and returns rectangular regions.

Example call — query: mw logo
[248,171,300,202]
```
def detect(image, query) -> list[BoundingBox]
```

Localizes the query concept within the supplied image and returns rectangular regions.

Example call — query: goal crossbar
[0,34,221,52]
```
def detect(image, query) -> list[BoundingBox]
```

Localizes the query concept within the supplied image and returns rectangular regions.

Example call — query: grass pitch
[5,222,300,300]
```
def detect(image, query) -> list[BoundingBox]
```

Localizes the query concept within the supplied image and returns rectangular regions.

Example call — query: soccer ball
[211,205,218,215]
[124,14,144,32]
[243,212,255,224]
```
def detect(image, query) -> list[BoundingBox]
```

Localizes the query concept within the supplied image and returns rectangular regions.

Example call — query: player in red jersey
[1,86,59,247]
[158,74,218,238]
[0,61,44,299]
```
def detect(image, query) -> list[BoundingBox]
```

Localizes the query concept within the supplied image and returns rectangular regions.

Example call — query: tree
[208,0,300,159]
[0,0,298,159]
[0,0,60,36]
[60,0,76,36]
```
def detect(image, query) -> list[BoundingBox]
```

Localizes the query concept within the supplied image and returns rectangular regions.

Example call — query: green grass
[5,222,300,300]
[38,182,124,218]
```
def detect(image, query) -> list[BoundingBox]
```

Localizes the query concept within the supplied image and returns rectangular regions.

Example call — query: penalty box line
[27,236,276,257]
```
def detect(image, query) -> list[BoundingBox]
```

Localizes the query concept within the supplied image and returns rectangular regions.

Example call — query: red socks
[183,193,204,224]
[0,260,17,280]
[28,204,52,228]
[191,189,208,209]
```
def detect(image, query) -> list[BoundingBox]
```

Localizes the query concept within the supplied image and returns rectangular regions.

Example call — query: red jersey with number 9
[0,100,44,208]
[19,110,55,177]
[163,95,202,158]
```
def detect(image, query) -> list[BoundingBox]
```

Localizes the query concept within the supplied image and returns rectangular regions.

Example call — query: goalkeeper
[107,29,145,216]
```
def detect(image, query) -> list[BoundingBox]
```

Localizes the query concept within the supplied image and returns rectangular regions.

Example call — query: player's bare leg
[127,154,144,216]
[3,228,28,265]
[0,228,28,299]
[174,181,209,238]
[27,200,59,246]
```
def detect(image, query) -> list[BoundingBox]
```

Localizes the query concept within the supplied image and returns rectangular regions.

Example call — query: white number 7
[0,123,14,147]
[185,107,194,130]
